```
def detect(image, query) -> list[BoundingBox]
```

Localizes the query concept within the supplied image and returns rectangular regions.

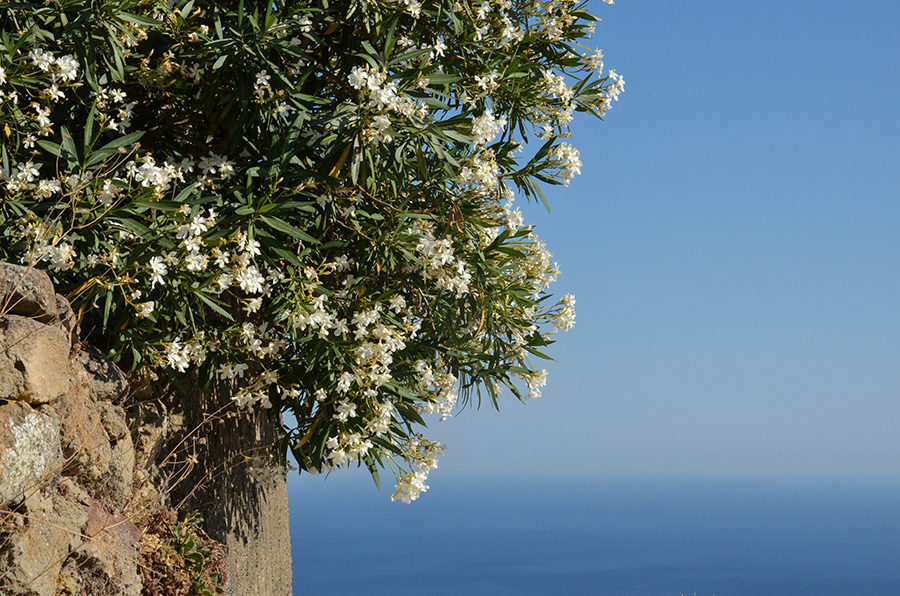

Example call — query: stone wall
[0,262,155,595]
[0,262,239,596]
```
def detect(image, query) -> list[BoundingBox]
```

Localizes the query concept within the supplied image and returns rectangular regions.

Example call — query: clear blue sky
[410,0,900,479]
[294,1,900,495]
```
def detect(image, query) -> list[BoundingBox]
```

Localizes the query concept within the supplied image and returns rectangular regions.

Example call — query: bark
[159,378,292,596]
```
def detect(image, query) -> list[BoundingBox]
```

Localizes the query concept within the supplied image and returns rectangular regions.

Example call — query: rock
[53,477,92,552]
[0,402,61,504]
[97,400,129,441]
[0,315,70,404]
[0,490,70,596]
[54,557,84,596]
[74,345,129,404]
[130,400,169,472]
[75,502,143,596]
[128,399,172,514]
[0,262,58,324]
[106,432,136,512]
[54,293,79,348]
[56,387,112,484]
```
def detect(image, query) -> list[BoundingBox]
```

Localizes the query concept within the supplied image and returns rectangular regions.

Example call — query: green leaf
[118,12,163,26]
[172,183,198,204]
[269,246,305,268]
[102,290,114,330]
[84,131,145,168]
[258,215,318,244]
[84,103,98,153]
[360,41,378,57]
[60,127,79,164]
[423,74,461,85]
[195,291,235,322]
[523,345,553,360]
[364,456,382,490]
[35,139,62,157]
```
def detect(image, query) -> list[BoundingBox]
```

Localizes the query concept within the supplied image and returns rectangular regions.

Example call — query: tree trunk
[162,379,292,596]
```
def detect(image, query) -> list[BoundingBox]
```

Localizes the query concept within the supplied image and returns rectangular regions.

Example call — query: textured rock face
[57,383,114,483]
[0,262,147,596]
[0,315,70,404]
[0,402,61,503]
[0,263,293,595]
[0,490,75,596]
[0,263,58,324]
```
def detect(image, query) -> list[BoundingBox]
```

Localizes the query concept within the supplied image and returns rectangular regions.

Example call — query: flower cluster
[391,437,446,503]
[549,143,583,186]
[349,65,428,144]
[471,109,507,148]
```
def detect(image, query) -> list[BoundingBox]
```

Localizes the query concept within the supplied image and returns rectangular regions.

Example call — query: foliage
[171,512,226,596]
[139,509,226,596]
[0,0,621,499]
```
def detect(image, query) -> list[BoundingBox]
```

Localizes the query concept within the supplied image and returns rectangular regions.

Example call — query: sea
[287,473,900,596]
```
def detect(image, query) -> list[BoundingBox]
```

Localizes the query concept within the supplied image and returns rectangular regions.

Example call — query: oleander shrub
[0,0,621,500]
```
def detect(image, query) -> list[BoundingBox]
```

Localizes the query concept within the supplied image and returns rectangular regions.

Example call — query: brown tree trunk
[161,378,292,596]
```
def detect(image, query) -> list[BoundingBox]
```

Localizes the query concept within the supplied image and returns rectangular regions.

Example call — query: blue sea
[288,473,900,595]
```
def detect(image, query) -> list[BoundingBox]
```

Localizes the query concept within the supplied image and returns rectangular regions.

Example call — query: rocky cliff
[0,262,289,596]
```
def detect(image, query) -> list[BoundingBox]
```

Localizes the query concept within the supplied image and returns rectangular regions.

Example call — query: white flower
[236,265,265,294]
[553,293,577,332]
[97,180,121,206]
[348,66,368,90]
[391,471,429,503]
[55,55,79,81]
[337,372,355,393]
[188,64,205,82]
[166,340,190,372]
[526,368,549,400]
[46,242,76,272]
[245,297,263,313]
[244,238,261,257]
[149,256,168,287]
[403,0,421,18]
[31,48,55,72]
[471,109,506,147]
[365,400,395,436]
[542,69,573,103]
[35,179,61,199]
[333,398,357,421]
[217,272,233,290]
[16,161,40,182]
[505,208,524,231]
[583,48,604,72]
[550,142,582,186]
[388,294,406,313]
[255,71,271,92]
[474,70,499,92]
[605,68,625,102]
[43,84,65,102]
[184,251,209,271]
[136,301,155,318]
